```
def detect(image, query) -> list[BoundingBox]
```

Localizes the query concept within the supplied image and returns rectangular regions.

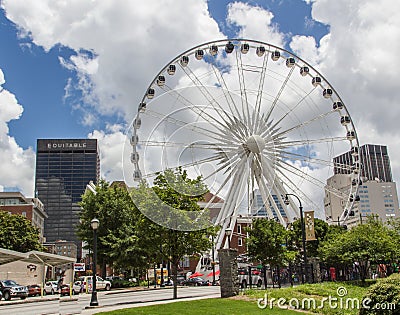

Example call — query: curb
[0,295,79,306]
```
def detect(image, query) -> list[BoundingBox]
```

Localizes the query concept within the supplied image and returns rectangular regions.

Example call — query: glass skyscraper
[333,144,392,182]
[35,139,100,259]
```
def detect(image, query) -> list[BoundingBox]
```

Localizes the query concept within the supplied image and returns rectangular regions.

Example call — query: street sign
[74,263,85,271]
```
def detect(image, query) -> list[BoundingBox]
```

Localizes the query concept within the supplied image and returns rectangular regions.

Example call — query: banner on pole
[304,210,316,241]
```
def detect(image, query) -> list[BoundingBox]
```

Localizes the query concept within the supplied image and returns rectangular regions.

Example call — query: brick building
[0,191,47,243]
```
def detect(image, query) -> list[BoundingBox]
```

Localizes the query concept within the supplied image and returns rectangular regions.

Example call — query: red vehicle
[27,284,41,297]
[59,283,81,296]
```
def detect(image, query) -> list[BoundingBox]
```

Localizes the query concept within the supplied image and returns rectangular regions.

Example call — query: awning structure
[23,250,76,267]
[0,248,76,267]
[0,248,28,265]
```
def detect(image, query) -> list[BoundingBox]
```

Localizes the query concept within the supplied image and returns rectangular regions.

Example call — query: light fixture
[91,218,99,230]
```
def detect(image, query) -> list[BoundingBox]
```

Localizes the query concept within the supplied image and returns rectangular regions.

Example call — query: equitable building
[35,139,100,259]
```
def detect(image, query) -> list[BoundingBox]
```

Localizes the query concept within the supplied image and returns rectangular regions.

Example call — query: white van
[78,276,111,292]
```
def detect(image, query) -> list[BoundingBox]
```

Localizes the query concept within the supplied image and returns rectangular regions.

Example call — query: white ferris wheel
[125,39,360,250]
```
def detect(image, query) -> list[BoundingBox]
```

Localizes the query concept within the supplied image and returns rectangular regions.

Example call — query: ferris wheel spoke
[202,150,245,181]
[273,165,323,213]
[215,160,249,249]
[277,158,328,188]
[274,136,347,149]
[279,149,353,173]
[265,86,318,136]
[256,154,292,222]
[201,157,247,217]
[174,154,225,173]
[277,159,348,200]
[278,149,338,168]
[235,50,251,134]
[179,65,240,133]
[143,108,230,144]
[213,157,248,233]
[264,65,295,123]
[270,110,336,139]
[210,63,245,124]
[252,53,269,134]
[139,140,237,151]
[157,84,237,138]
[253,168,282,221]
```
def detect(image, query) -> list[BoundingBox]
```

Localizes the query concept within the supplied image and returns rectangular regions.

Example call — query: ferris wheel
[125,39,360,249]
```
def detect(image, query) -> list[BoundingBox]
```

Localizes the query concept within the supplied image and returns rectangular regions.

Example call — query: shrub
[111,279,137,288]
[359,273,400,315]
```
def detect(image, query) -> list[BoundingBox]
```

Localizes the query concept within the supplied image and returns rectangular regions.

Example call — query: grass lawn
[245,281,373,315]
[97,298,302,315]
[98,281,374,315]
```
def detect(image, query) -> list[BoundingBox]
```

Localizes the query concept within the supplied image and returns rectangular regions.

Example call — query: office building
[334,144,393,182]
[0,191,47,243]
[252,189,287,219]
[35,139,100,259]
[326,144,399,226]
[357,181,399,221]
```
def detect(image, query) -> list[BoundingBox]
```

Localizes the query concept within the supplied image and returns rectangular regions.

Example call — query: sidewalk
[81,289,220,314]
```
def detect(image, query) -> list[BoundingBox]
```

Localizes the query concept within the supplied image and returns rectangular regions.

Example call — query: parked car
[176,276,186,285]
[0,280,28,300]
[182,277,209,286]
[238,266,263,289]
[79,276,111,291]
[105,276,123,281]
[43,281,58,295]
[59,282,82,296]
[27,284,41,297]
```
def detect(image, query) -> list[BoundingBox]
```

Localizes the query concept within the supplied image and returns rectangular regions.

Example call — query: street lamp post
[284,194,308,284]
[90,218,99,307]
[211,234,216,285]
[225,228,232,249]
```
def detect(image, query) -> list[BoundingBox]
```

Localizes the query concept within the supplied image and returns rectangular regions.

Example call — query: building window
[237,224,242,234]
[22,211,27,217]
[238,237,243,247]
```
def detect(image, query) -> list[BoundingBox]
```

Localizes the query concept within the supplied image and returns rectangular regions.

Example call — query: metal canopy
[0,248,75,267]
[0,248,28,265]
[23,250,76,267]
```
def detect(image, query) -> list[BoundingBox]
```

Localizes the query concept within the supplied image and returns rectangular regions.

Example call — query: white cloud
[2,0,223,121]
[1,0,400,215]
[0,69,35,195]
[1,0,224,190]
[88,124,126,181]
[289,0,400,188]
[226,2,285,47]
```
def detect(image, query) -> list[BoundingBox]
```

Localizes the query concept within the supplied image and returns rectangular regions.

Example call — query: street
[0,286,221,315]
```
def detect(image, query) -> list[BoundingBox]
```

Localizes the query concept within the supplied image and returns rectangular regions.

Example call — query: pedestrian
[57,278,63,291]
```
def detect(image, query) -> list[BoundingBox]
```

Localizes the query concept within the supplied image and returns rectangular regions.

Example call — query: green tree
[319,217,399,282]
[0,211,44,252]
[287,218,329,260]
[247,218,295,286]
[132,168,216,299]
[77,180,147,276]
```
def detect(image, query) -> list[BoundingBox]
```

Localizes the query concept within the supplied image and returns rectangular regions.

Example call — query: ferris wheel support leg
[259,157,294,224]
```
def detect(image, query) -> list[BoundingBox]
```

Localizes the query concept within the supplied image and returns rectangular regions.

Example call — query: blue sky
[0,11,100,148]
[1,0,400,209]
[0,1,328,150]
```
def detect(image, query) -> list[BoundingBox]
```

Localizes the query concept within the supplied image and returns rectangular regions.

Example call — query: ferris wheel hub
[245,135,266,154]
